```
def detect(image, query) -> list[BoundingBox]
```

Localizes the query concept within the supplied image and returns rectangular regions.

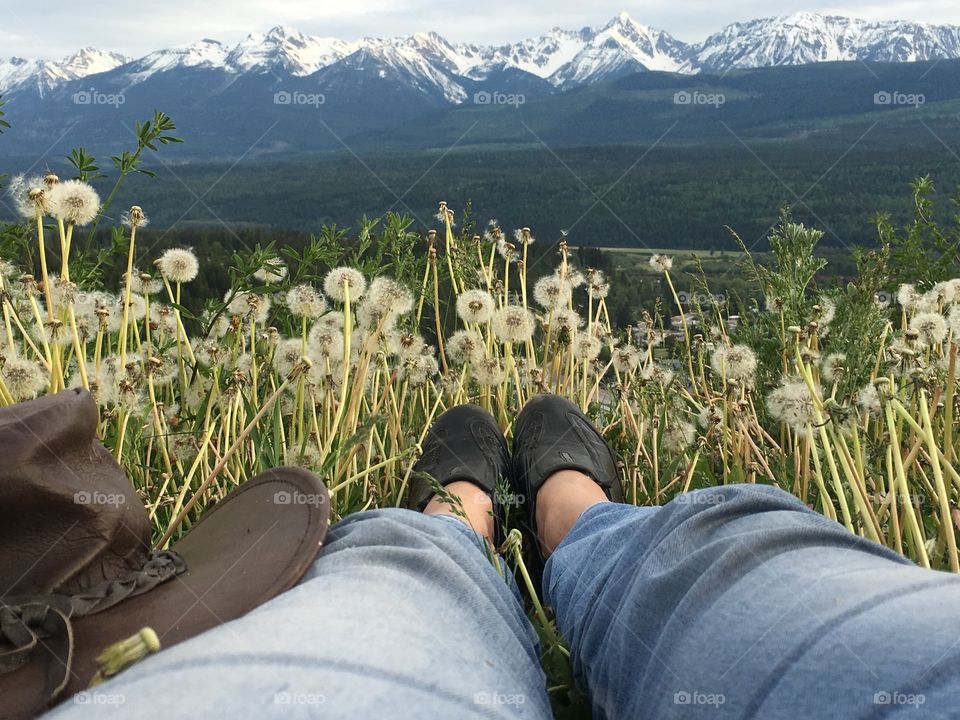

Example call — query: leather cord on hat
[0,549,186,714]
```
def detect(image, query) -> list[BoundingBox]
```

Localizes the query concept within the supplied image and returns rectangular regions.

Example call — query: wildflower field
[3,108,960,715]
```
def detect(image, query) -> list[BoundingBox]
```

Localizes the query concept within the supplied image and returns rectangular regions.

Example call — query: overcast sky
[4,0,960,59]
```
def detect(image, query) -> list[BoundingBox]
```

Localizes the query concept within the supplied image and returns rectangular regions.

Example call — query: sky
[3,0,960,59]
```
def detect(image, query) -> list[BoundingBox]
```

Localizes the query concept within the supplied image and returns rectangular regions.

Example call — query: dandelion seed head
[767,379,819,433]
[856,383,882,416]
[710,344,757,384]
[2,357,46,401]
[897,284,922,312]
[156,248,199,284]
[909,311,948,346]
[227,290,271,324]
[273,338,304,377]
[533,275,572,310]
[492,305,535,343]
[496,237,516,261]
[397,352,439,386]
[121,206,148,229]
[573,334,601,361]
[816,297,837,327]
[612,345,641,373]
[285,284,327,319]
[385,331,426,360]
[471,357,505,386]
[821,353,847,384]
[765,295,785,313]
[661,421,695,453]
[697,404,723,429]
[323,267,367,303]
[115,292,147,323]
[307,325,345,362]
[648,254,673,273]
[149,304,178,337]
[127,270,163,296]
[49,180,100,226]
[641,363,674,388]
[456,289,495,324]
[447,329,484,365]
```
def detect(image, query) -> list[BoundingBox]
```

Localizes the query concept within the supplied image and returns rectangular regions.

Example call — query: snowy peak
[690,13,960,72]
[226,26,357,76]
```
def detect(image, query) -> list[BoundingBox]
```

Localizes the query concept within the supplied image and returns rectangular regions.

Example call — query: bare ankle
[424,480,495,544]
[536,469,608,556]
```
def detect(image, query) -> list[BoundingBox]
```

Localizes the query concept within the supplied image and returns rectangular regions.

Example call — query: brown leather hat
[0,389,331,718]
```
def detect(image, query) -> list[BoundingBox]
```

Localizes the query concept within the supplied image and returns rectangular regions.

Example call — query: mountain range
[1,12,960,161]
[4,12,960,98]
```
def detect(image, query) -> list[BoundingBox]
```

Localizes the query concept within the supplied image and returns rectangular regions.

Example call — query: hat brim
[4,466,330,714]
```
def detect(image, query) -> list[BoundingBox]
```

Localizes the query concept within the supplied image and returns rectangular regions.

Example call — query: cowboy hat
[0,388,330,718]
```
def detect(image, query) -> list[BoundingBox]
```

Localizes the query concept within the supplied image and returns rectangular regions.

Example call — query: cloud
[3,0,960,59]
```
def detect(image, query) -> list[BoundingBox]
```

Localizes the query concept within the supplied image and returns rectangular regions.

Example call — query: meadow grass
[3,168,960,716]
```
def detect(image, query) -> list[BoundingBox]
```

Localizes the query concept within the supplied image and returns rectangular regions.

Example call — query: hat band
[0,549,186,713]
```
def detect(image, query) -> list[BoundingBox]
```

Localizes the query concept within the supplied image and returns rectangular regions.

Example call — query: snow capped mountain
[225,26,358,75]
[3,12,960,102]
[0,48,127,96]
[689,12,960,72]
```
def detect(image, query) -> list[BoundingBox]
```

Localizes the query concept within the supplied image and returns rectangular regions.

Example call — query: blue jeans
[48,485,960,718]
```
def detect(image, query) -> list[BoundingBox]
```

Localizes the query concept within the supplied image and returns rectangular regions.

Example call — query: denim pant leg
[545,484,960,720]
[47,509,552,720]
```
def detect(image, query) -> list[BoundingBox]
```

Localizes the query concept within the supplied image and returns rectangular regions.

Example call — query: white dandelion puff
[533,275,572,310]
[447,329,484,365]
[821,353,847,384]
[471,357,505,386]
[273,338,304,377]
[611,345,641,373]
[323,267,367,303]
[648,254,673,273]
[456,289,495,324]
[909,312,948,346]
[697,404,724,429]
[573,334,601,361]
[710,344,757,385]
[856,384,882,416]
[492,305,535,343]
[48,180,100,226]
[661,421,695,453]
[285,284,327,319]
[156,248,199,284]
[8,175,54,218]
[2,357,46,401]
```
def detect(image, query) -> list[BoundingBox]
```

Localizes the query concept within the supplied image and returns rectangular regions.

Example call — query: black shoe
[408,404,510,541]
[511,394,622,562]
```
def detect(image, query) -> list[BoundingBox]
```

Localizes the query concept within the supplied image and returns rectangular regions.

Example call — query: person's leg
[542,477,960,719]
[47,503,552,719]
